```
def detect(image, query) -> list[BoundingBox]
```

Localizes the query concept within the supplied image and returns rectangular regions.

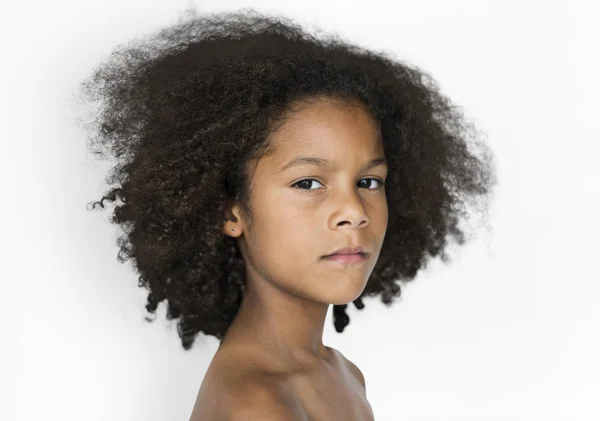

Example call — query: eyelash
[291,178,385,192]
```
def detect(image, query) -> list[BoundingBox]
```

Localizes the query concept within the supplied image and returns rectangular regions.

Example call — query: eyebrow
[278,156,388,173]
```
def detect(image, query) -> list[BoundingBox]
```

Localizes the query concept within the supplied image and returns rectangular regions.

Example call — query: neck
[219,280,333,371]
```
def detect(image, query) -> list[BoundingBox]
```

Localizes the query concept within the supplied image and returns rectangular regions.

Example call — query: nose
[330,189,370,229]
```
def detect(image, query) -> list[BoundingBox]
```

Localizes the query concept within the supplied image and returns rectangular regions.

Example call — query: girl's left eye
[292,178,385,191]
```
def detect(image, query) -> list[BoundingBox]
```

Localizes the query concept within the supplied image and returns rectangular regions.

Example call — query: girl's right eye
[292,179,324,191]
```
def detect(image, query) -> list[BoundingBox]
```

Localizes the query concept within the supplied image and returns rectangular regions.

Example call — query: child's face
[233,98,388,305]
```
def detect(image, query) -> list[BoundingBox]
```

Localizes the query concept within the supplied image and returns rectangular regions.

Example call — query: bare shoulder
[189,351,307,421]
[333,348,367,392]
[226,378,308,421]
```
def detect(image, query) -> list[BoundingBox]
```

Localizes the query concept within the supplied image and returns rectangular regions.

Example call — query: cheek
[374,197,389,229]
[382,206,389,230]
[257,212,324,279]
[257,206,309,254]
[269,218,319,263]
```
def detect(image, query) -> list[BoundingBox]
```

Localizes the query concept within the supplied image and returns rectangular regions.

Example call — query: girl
[78,7,496,420]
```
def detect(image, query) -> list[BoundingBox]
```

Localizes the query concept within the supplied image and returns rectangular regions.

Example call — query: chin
[327,284,367,306]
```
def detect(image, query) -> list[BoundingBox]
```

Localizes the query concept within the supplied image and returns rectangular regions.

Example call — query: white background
[2,0,599,420]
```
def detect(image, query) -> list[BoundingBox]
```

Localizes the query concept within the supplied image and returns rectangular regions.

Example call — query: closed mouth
[325,252,367,257]
[322,252,368,264]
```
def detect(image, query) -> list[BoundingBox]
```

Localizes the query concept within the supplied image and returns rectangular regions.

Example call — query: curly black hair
[75,8,497,351]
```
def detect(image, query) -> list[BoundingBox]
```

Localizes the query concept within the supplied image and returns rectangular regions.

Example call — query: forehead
[265,99,383,162]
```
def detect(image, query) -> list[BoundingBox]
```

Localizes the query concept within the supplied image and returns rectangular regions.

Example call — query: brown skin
[191,98,386,418]
[220,98,388,371]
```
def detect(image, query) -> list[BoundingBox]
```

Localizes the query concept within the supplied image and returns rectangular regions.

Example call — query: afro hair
[76,8,497,351]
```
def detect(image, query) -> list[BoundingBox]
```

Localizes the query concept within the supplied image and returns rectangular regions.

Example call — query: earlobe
[222,222,239,236]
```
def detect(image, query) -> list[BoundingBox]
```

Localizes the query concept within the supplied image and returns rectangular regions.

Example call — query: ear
[222,201,244,237]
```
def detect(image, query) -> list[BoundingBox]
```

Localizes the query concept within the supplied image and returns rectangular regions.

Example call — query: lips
[324,246,366,257]
[323,252,367,264]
